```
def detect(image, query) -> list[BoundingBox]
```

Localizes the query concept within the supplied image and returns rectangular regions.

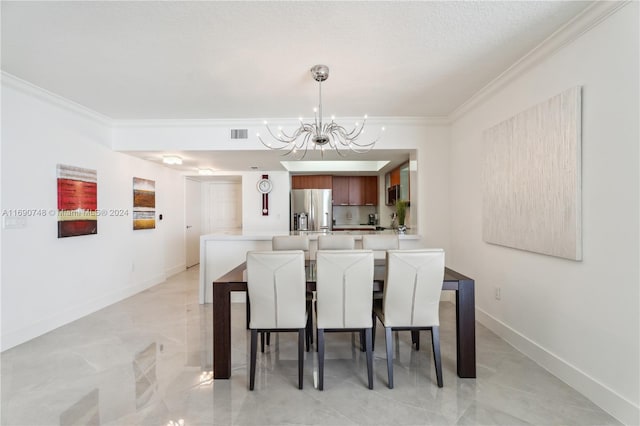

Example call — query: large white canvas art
[482,86,582,260]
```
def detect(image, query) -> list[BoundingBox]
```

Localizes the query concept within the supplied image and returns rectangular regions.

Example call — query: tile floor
[1,267,620,425]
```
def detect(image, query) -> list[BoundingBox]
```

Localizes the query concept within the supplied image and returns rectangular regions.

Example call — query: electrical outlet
[495,287,501,301]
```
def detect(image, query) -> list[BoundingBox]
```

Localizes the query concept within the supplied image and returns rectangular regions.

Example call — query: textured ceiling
[2,1,593,120]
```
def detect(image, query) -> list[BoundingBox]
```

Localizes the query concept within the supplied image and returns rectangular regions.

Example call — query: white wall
[449,4,639,424]
[113,118,452,251]
[241,171,290,233]
[1,75,186,351]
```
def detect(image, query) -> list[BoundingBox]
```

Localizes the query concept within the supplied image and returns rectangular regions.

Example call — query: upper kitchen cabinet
[332,176,350,205]
[291,175,332,189]
[332,176,378,206]
[390,167,401,187]
[399,163,409,202]
[385,162,410,205]
[363,176,378,206]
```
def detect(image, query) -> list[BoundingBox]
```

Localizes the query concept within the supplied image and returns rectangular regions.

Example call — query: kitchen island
[199,229,420,304]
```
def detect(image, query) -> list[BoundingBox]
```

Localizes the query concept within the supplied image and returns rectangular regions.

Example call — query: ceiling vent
[230,129,248,140]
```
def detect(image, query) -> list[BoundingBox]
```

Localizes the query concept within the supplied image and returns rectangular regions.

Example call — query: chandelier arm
[326,130,351,156]
[266,124,297,144]
[280,142,300,157]
[298,134,311,160]
[258,134,294,150]
[342,122,365,140]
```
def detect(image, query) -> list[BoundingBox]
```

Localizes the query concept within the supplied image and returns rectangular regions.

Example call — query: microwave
[386,185,400,206]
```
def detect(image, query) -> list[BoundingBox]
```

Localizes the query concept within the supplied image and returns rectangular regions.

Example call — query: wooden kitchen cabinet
[390,168,401,186]
[291,175,332,189]
[363,176,378,206]
[385,162,409,204]
[332,176,350,205]
[332,176,378,206]
[348,177,364,205]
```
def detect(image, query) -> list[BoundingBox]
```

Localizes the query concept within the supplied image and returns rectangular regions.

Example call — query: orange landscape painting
[133,177,155,230]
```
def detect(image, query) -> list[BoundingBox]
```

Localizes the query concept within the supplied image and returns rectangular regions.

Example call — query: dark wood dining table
[212,259,476,379]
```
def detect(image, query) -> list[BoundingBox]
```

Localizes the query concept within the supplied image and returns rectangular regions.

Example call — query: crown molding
[111,116,450,128]
[1,71,113,126]
[448,1,629,122]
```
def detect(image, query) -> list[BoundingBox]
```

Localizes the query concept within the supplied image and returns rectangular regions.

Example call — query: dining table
[212,259,476,379]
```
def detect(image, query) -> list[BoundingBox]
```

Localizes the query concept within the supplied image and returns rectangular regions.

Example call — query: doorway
[185,178,202,268]
[202,180,242,233]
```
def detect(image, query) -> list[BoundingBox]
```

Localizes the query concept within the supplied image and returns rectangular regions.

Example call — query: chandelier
[257,64,384,159]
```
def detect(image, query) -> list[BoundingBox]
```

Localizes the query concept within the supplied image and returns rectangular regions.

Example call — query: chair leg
[318,329,325,390]
[298,329,304,389]
[246,295,250,329]
[249,329,258,390]
[360,330,366,352]
[306,299,314,345]
[431,326,443,388]
[384,326,394,389]
[305,303,313,352]
[260,331,265,353]
[365,328,373,390]
[372,313,377,351]
[411,330,420,350]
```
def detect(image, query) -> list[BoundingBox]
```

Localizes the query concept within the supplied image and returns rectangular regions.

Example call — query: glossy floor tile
[1,267,620,425]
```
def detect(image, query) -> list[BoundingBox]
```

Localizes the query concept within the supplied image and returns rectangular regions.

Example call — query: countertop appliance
[368,213,377,225]
[291,189,332,232]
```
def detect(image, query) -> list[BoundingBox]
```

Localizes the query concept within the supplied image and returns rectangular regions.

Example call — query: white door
[185,178,202,268]
[203,181,242,233]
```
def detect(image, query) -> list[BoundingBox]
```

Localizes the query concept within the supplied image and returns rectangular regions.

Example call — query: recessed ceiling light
[162,155,182,165]
[198,168,214,175]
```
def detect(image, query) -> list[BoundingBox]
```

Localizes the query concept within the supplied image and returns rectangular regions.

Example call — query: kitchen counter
[199,229,421,303]
[332,224,376,230]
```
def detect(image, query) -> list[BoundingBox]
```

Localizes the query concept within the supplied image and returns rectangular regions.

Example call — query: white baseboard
[0,274,165,352]
[166,263,186,277]
[476,308,639,425]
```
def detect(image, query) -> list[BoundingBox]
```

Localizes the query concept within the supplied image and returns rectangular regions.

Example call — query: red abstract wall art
[57,164,97,238]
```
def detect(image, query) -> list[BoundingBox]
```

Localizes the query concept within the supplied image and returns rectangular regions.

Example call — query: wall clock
[257,174,272,215]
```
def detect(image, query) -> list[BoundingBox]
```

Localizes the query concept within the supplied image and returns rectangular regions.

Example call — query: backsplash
[333,205,377,225]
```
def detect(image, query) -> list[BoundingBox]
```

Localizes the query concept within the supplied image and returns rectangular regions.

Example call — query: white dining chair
[373,249,445,388]
[362,234,400,304]
[315,249,374,390]
[246,250,307,390]
[317,234,356,250]
[272,235,310,254]
[271,235,313,351]
[362,234,399,259]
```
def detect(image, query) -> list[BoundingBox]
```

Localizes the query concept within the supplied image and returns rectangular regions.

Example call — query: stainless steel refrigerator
[291,189,333,232]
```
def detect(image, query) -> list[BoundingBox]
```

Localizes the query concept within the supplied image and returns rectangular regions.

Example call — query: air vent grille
[230,129,248,140]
